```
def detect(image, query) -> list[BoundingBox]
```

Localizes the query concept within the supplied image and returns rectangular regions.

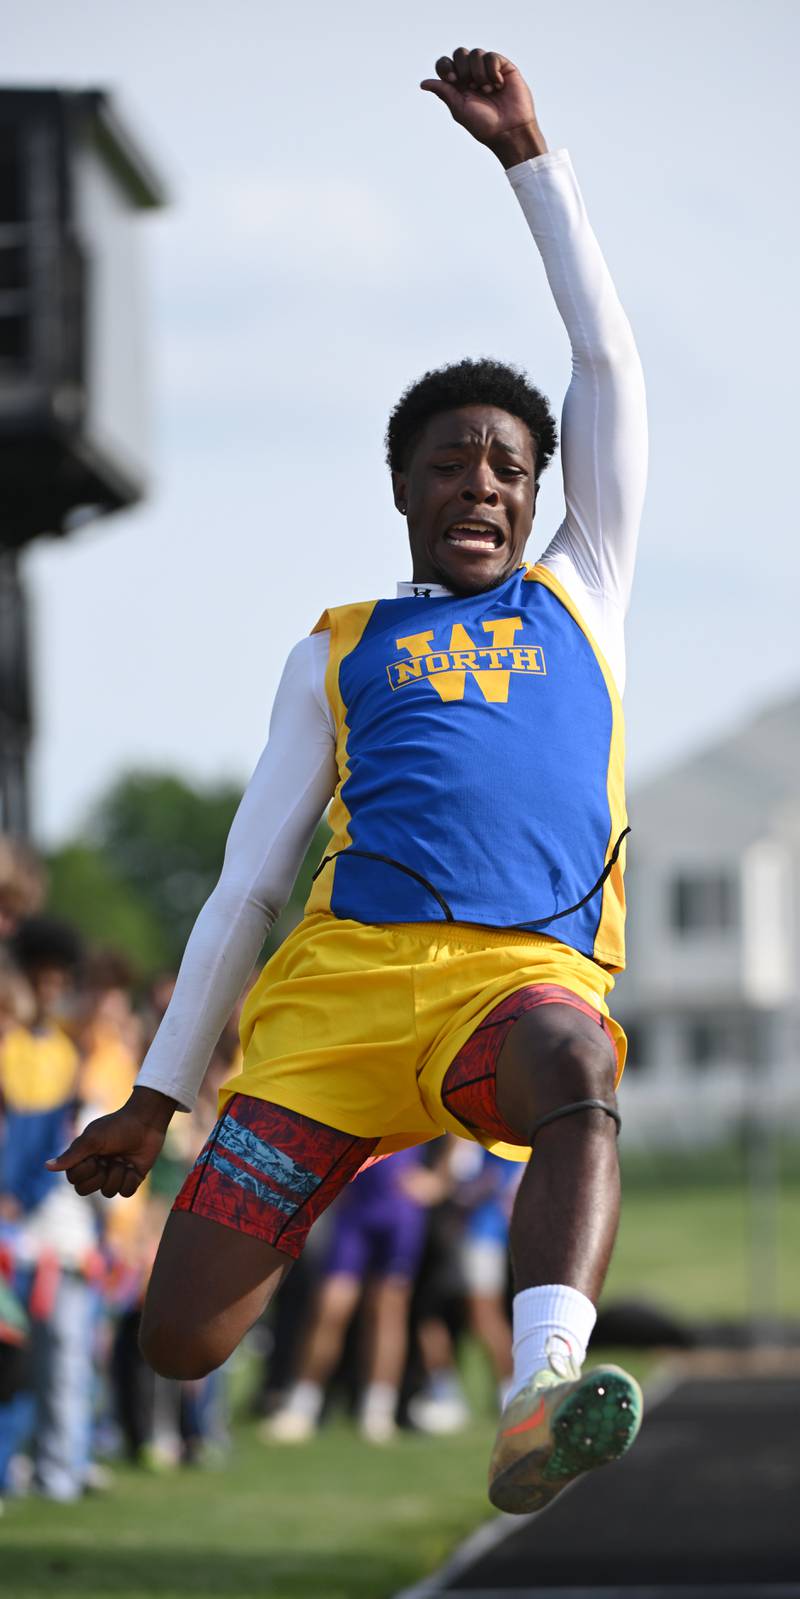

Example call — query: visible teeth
[447,526,498,546]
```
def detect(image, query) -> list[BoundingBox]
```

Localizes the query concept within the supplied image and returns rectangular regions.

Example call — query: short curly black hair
[10,915,83,975]
[385,357,558,479]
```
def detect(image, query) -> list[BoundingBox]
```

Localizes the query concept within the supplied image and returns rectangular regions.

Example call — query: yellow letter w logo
[388,618,544,703]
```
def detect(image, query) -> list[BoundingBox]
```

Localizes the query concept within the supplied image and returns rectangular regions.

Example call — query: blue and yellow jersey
[305,563,628,970]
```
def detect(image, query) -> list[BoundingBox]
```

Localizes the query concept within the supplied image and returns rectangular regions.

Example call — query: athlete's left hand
[420,49,547,165]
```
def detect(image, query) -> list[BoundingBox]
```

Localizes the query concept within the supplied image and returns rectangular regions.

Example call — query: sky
[3,0,799,845]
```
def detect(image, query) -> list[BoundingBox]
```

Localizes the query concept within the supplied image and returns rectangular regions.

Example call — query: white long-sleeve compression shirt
[136,148,647,1111]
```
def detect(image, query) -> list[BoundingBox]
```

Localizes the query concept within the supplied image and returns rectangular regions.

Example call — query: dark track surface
[428,1374,800,1597]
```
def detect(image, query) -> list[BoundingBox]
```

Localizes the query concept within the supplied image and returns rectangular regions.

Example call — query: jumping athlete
[48,48,648,1515]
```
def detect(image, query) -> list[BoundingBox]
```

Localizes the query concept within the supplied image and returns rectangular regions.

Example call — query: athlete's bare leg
[494,1002,620,1301]
[139,1211,292,1380]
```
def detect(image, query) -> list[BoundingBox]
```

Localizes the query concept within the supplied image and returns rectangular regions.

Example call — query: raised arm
[508,152,647,619]
[422,49,647,655]
[47,634,337,1196]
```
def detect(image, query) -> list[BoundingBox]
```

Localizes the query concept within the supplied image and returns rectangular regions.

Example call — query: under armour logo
[412,586,433,598]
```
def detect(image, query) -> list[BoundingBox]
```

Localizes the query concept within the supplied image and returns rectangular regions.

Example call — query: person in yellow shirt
[0,917,102,1502]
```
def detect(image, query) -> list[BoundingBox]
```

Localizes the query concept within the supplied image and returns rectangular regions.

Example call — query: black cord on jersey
[312,826,630,931]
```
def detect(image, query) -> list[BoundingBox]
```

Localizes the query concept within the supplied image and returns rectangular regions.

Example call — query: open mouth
[443,521,503,553]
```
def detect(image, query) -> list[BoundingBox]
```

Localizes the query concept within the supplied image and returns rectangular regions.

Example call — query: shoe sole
[489,1366,643,1515]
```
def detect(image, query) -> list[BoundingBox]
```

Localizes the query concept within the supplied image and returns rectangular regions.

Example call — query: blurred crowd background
[0,818,532,1504]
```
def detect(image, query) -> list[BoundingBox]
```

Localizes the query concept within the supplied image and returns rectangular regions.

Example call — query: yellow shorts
[222,913,626,1164]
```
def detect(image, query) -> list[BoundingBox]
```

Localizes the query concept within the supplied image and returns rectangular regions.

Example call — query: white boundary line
[392,1361,685,1599]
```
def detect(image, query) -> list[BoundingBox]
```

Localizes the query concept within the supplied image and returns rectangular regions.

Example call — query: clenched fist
[45,1085,177,1199]
[421,49,548,168]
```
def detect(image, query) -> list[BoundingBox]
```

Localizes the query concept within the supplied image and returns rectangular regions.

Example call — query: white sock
[506,1284,597,1404]
[361,1381,397,1420]
[285,1379,324,1422]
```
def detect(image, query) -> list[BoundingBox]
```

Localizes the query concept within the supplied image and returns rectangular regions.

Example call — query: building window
[622,1021,650,1071]
[685,1017,717,1069]
[670,871,737,935]
[684,1010,756,1070]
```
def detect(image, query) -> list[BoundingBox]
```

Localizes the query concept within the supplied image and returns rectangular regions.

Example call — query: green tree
[88,772,243,965]
[46,770,331,977]
[46,842,169,973]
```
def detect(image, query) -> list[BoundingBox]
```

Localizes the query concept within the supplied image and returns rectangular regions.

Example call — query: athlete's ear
[392,471,408,516]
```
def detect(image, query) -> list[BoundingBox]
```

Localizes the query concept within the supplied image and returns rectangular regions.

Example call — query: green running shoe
[488,1341,643,1515]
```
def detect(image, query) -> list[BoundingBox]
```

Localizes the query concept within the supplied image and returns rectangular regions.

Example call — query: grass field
[1,1417,496,1599]
[0,1349,657,1599]
[2,1166,798,1599]
[608,1154,800,1321]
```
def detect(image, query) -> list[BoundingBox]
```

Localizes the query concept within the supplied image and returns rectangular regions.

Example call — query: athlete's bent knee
[138,1307,227,1381]
[496,1010,618,1139]
[547,1031,618,1101]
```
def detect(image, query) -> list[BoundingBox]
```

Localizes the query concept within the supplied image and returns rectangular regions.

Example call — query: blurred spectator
[0,958,35,1038]
[76,950,143,1111]
[0,962,36,1424]
[264,1149,430,1444]
[68,948,159,1469]
[0,915,106,1501]
[249,1222,329,1421]
[0,837,46,944]
[458,1147,519,1406]
[1,917,84,1211]
[407,1142,518,1433]
[405,1138,472,1435]
[110,987,247,1472]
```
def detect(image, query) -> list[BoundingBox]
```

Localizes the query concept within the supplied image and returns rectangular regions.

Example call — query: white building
[614,693,800,1145]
